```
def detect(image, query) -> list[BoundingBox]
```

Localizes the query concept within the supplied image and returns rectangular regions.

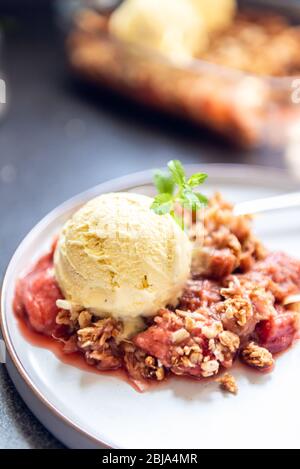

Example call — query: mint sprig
[153,169,175,196]
[151,160,208,224]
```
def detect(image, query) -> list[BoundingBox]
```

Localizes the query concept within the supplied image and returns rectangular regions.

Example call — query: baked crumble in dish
[67,3,300,146]
[13,165,300,392]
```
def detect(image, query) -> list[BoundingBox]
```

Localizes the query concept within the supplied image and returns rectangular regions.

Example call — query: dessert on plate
[14,161,300,392]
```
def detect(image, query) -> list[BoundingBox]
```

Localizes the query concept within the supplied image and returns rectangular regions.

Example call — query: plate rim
[1,163,299,448]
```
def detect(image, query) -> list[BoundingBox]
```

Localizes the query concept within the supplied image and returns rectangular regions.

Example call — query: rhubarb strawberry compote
[13,192,300,393]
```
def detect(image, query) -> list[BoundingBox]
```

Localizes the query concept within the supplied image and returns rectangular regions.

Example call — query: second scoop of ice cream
[109,0,236,62]
[54,192,192,320]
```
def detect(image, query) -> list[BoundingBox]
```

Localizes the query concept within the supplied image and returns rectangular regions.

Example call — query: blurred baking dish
[66,1,300,147]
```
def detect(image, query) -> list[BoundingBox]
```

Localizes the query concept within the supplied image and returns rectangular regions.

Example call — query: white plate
[1,164,300,449]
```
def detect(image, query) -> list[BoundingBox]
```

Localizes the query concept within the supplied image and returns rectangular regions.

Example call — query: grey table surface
[0,2,288,449]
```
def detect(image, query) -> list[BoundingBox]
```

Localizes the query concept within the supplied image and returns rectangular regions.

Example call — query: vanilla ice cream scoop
[109,0,208,62]
[191,0,236,32]
[54,192,192,320]
[109,0,236,62]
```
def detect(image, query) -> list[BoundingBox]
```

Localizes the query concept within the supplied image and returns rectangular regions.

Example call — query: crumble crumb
[171,328,190,344]
[217,373,238,395]
[219,296,253,328]
[76,317,123,370]
[201,359,219,378]
[78,310,92,329]
[218,330,240,352]
[123,343,166,381]
[56,309,73,326]
[241,342,274,370]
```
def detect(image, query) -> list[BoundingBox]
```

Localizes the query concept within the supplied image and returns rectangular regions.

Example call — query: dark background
[0,0,287,448]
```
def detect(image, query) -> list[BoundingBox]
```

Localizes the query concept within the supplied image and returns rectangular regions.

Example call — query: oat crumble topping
[217,373,238,395]
[241,342,274,370]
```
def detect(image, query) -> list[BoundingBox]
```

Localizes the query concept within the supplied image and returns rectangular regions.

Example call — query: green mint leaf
[167,160,186,187]
[153,170,175,195]
[195,192,208,205]
[151,193,173,215]
[187,172,208,188]
[180,187,202,210]
[151,160,208,229]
